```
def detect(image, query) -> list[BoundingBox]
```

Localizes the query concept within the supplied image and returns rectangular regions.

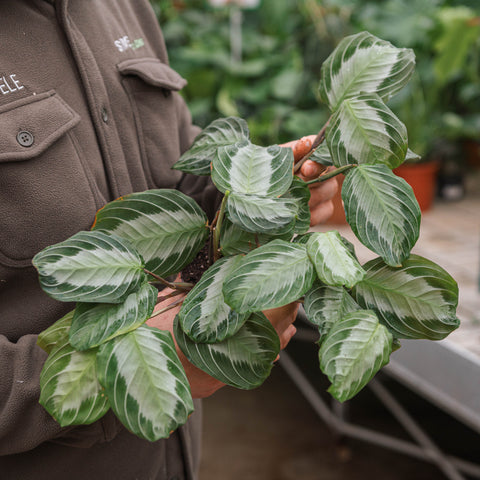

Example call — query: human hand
[146,289,225,399]
[263,302,299,351]
[147,289,299,397]
[282,135,338,226]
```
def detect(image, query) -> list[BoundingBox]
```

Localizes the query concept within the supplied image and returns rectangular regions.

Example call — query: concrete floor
[199,169,480,480]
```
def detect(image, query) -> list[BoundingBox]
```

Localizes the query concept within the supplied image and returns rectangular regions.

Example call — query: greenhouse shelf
[280,323,480,480]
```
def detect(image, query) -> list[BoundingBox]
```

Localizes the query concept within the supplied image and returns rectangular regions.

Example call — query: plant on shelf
[33,32,459,442]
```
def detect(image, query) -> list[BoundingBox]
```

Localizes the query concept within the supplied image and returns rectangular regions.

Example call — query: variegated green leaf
[326,94,408,169]
[310,143,333,166]
[37,311,73,354]
[293,233,315,245]
[227,193,298,234]
[304,283,360,338]
[220,218,293,256]
[282,177,311,234]
[340,235,359,260]
[178,256,250,344]
[173,116,250,175]
[39,341,109,427]
[405,148,421,162]
[174,312,280,390]
[353,255,459,340]
[223,240,316,313]
[96,326,193,442]
[212,140,294,197]
[319,31,415,111]
[69,283,157,351]
[33,231,146,304]
[306,231,365,288]
[319,310,393,402]
[92,189,209,277]
[343,164,421,266]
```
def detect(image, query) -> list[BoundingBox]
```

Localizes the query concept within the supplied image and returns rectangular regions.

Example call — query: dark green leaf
[212,140,294,197]
[32,231,146,304]
[92,189,209,277]
[40,341,109,427]
[97,326,193,442]
[304,283,360,339]
[353,255,459,339]
[306,231,365,288]
[223,240,316,313]
[175,312,280,390]
[178,256,250,343]
[343,164,421,266]
[320,310,392,402]
[173,116,250,175]
[227,193,298,234]
[69,283,157,351]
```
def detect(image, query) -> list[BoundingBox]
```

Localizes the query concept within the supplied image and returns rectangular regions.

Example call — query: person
[0,1,337,479]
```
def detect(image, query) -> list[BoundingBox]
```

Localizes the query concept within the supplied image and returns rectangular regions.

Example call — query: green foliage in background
[151,0,480,157]
[151,0,337,144]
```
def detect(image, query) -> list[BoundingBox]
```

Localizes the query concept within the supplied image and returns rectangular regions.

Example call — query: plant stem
[293,117,331,174]
[155,288,187,305]
[306,164,357,185]
[148,296,185,319]
[213,191,230,262]
[144,269,193,291]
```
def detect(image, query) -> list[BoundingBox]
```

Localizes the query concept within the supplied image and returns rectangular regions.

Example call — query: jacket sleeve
[0,334,62,455]
[0,333,121,455]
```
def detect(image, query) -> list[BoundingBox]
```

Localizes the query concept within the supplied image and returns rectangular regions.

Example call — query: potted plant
[32,32,459,442]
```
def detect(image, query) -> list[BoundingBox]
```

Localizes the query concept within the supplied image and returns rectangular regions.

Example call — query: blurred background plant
[150,0,480,196]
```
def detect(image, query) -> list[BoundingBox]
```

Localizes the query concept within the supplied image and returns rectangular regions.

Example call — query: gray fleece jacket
[0,1,218,478]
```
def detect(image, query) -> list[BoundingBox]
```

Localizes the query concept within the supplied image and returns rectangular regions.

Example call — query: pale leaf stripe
[306,231,365,288]
[40,342,109,426]
[173,116,250,175]
[227,193,297,234]
[304,284,360,338]
[223,240,315,313]
[33,231,145,303]
[96,327,193,442]
[353,255,459,340]
[178,256,249,344]
[212,141,294,197]
[319,310,392,402]
[343,164,420,266]
[69,282,157,351]
[319,31,415,111]
[327,94,407,169]
[92,189,208,277]
[175,312,280,390]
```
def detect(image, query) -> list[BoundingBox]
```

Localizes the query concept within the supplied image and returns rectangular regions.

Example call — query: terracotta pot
[393,161,439,212]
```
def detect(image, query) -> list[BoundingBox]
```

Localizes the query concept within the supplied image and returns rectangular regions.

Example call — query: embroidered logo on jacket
[114,36,145,53]
[0,74,24,95]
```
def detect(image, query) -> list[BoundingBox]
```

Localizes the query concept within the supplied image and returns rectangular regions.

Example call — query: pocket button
[17,130,34,147]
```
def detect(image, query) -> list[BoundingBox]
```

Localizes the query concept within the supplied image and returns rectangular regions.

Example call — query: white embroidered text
[0,74,24,95]
[114,36,145,53]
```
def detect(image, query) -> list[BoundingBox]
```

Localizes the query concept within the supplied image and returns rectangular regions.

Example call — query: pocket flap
[117,57,187,91]
[0,91,80,162]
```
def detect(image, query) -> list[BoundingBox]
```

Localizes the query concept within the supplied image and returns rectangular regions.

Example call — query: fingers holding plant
[263,302,299,350]
[282,134,339,226]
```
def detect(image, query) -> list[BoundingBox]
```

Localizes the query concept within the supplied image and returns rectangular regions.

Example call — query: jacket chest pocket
[117,57,186,189]
[0,91,102,267]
